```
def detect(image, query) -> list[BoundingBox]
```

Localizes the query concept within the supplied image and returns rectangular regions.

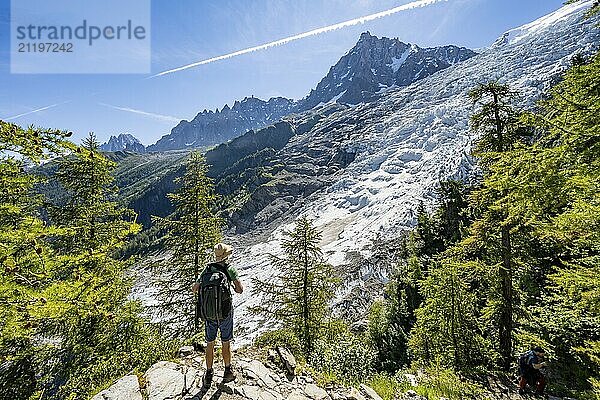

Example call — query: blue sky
[0,0,566,145]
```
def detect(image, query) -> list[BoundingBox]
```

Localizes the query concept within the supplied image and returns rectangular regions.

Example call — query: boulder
[304,383,330,400]
[236,385,262,399]
[144,361,201,400]
[242,359,279,389]
[359,384,383,400]
[91,375,142,400]
[236,384,284,400]
[347,387,366,400]
[178,345,194,357]
[277,346,297,375]
[287,389,311,400]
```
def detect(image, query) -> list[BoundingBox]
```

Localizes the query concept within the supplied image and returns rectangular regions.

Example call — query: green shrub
[368,364,485,400]
[308,320,375,385]
[367,372,403,400]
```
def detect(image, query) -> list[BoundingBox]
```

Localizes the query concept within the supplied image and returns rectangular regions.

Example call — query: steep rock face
[147,97,295,152]
[100,133,146,153]
[296,31,477,109]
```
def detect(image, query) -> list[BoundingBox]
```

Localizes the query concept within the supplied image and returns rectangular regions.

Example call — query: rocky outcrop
[145,361,202,400]
[93,349,389,400]
[91,375,142,400]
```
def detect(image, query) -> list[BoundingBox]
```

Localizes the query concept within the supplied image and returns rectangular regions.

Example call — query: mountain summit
[100,133,146,153]
[296,31,477,109]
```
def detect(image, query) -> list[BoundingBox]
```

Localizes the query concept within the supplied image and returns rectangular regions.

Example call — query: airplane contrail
[153,0,448,77]
[3,101,70,121]
[99,103,184,123]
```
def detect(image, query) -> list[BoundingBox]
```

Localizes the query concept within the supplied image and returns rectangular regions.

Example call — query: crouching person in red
[518,346,547,396]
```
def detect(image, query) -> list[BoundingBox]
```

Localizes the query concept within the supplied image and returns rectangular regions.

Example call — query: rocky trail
[91,345,571,400]
[92,345,416,400]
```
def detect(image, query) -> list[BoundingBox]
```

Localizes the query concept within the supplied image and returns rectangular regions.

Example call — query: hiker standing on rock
[518,346,547,396]
[192,243,244,389]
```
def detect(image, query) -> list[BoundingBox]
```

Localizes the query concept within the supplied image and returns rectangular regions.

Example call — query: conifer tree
[498,53,600,395]
[252,217,337,355]
[54,133,139,253]
[41,132,169,398]
[469,81,531,371]
[410,258,489,370]
[153,151,222,337]
[369,233,422,372]
[0,121,71,399]
[435,180,471,246]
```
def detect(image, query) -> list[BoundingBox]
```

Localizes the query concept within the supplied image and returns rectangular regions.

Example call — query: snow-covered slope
[492,0,594,47]
[219,1,599,346]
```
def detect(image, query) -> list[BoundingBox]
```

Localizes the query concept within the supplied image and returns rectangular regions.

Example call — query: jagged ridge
[100,133,146,153]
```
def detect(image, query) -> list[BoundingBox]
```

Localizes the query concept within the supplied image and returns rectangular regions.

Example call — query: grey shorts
[205,312,233,342]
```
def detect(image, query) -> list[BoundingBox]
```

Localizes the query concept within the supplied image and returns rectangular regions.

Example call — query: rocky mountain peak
[100,133,146,153]
[296,32,476,109]
[145,32,475,153]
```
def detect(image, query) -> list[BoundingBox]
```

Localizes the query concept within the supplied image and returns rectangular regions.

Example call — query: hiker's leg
[220,312,234,367]
[222,340,231,367]
[205,341,215,370]
[205,320,218,370]
[536,374,546,394]
[518,375,527,390]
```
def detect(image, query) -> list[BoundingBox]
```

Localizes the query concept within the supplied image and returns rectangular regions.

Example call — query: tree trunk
[499,224,512,371]
[493,89,512,371]
[302,231,310,355]
[193,184,200,332]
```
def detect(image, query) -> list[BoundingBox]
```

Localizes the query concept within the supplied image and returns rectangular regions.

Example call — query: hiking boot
[202,369,214,389]
[222,366,236,383]
[518,388,525,395]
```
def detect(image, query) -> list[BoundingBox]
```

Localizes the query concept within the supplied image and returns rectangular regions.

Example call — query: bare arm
[232,279,243,294]
[533,362,546,369]
[192,282,200,293]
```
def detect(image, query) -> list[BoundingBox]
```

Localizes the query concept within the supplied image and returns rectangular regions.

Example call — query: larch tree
[252,217,337,355]
[0,121,71,399]
[152,150,222,337]
[44,132,167,398]
[468,81,531,371]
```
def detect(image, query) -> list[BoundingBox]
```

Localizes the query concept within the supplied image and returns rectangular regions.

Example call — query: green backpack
[199,263,232,321]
